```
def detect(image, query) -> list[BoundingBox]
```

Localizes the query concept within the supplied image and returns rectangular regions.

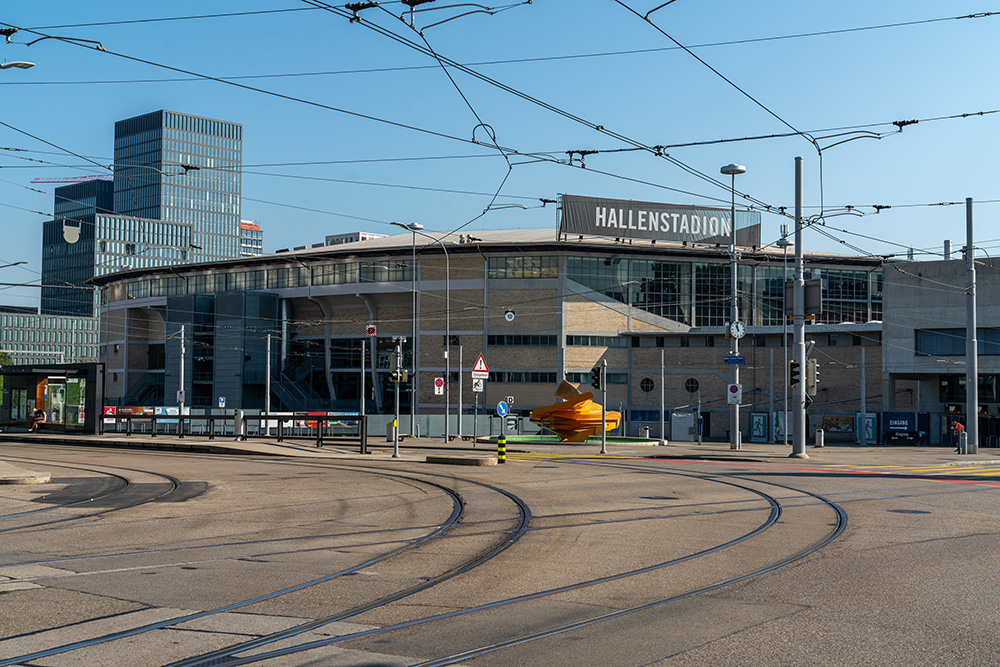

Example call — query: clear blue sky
[1,1,997,308]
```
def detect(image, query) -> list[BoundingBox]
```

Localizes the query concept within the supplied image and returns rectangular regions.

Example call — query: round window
[684,378,700,393]
[640,378,654,393]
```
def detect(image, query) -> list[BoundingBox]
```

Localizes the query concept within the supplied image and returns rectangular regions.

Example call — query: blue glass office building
[113,110,243,263]
[41,179,115,317]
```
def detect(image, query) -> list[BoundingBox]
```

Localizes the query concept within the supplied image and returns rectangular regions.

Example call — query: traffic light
[806,358,819,396]
[590,365,603,390]
[789,360,801,386]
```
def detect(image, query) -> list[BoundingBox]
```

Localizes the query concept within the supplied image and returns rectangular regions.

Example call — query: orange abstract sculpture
[529,380,622,442]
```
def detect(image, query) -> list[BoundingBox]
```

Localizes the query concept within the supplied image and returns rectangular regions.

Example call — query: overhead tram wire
[613,0,814,151]
[299,0,785,217]
[14,10,997,80]
[2,23,754,216]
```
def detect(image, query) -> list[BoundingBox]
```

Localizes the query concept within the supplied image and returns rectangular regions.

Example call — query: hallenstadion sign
[560,194,761,246]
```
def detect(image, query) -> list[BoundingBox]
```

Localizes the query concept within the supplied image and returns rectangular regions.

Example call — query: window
[267,266,308,289]
[487,371,558,383]
[488,334,557,346]
[313,263,355,285]
[488,256,558,279]
[640,378,654,392]
[916,328,1000,356]
[360,261,410,283]
[566,335,628,348]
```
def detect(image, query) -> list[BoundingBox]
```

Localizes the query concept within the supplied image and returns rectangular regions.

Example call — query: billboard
[560,194,761,246]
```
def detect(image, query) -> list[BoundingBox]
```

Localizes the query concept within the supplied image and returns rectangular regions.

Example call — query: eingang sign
[560,194,761,246]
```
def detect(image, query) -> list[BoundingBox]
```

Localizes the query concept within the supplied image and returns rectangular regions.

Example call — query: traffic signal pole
[791,157,809,458]
[601,359,608,454]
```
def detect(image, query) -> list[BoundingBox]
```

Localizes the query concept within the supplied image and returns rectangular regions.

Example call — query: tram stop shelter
[0,363,104,434]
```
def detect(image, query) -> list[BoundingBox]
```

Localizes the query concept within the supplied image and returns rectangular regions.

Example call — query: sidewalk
[2,430,999,470]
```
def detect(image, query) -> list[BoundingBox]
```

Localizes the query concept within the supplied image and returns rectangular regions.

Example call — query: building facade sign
[560,194,761,246]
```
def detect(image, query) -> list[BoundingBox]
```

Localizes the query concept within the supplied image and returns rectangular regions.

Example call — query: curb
[425,455,498,466]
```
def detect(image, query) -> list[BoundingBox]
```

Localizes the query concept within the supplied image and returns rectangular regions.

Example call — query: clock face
[730,321,746,338]
[505,310,515,322]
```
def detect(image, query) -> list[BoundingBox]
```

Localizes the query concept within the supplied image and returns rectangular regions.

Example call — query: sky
[1,1,997,309]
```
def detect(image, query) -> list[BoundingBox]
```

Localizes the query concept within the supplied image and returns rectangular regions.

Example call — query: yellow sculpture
[529,380,622,442]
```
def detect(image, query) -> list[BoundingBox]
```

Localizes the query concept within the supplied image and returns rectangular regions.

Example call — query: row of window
[487,334,558,346]
[0,314,97,330]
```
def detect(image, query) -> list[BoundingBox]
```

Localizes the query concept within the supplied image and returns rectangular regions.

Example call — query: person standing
[952,420,965,453]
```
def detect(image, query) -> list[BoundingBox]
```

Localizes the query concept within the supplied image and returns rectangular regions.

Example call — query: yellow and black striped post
[497,435,507,464]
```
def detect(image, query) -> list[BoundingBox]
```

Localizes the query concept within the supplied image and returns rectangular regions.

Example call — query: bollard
[497,434,507,464]
[960,431,968,455]
[815,429,824,448]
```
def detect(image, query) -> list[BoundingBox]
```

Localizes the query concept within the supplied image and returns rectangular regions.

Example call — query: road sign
[434,377,444,396]
[727,383,742,405]
[496,401,508,417]
[723,355,745,365]
[218,396,226,408]
[472,353,489,379]
[505,395,515,406]
[472,378,485,393]
[365,323,377,336]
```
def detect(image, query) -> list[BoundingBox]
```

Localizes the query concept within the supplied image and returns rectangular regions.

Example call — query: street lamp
[391,221,423,437]
[393,224,450,443]
[721,163,746,450]
[0,61,35,70]
[776,230,792,447]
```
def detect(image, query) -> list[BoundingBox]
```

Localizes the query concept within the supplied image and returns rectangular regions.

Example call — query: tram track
[174,458,843,667]
[0,463,529,667]
[0,456,181,533]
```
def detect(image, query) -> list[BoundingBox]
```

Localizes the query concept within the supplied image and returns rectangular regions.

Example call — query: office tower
[113,110,243,262]
[40,179,114,316]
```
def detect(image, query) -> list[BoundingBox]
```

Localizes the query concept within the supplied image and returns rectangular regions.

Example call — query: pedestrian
[952,420,964,453]
[28,408,46,432]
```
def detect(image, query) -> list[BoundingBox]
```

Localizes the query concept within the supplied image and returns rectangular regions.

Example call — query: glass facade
[114,110,243,263]
[0,312,99,363]
[41,180,114,317]
[568,255,881,327]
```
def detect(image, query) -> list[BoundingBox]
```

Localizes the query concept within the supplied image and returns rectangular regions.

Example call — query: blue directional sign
[496,401,509,417]
[723,355,746,365]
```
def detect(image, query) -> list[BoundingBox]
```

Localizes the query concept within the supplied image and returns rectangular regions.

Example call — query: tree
[0,351,11,367]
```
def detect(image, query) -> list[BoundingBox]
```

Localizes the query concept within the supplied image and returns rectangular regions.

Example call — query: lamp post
[721,163,746,450]
[391,221,423,438]
[394,225,450,443]
[0,61,35,70]
[777,230,791,447]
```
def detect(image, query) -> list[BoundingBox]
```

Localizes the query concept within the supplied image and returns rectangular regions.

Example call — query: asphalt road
[2,441,999,666]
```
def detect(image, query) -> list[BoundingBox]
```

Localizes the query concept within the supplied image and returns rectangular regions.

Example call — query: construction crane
[30,175,113,184]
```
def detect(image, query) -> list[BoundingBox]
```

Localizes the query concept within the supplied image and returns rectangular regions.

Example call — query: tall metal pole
[721,164,745,450]
[359,338,366,429]
[600,358,608,454]
[781,233,789,446]
[265,334,271,430]
[410,231,417,437]
[458,344,463,440]
[966,197,979,454]
[659,349,665,443]
[791,156,808,458]
[444,246,450,444]
[179,324,185,415]
[393,341,401,458]
[859,346,867,444]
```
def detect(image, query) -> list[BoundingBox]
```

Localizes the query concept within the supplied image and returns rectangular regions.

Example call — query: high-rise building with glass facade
[29,110,256,364]
[113,110,243,263]
[41,179,115,317]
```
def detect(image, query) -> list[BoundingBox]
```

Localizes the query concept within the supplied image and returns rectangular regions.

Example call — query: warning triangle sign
[472,354,489,373]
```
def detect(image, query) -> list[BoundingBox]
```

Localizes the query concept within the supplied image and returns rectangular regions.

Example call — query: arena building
[91,224,885,442]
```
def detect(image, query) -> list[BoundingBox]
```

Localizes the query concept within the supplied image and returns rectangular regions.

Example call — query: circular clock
[505,310,515,322]
[729,321,746,339]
